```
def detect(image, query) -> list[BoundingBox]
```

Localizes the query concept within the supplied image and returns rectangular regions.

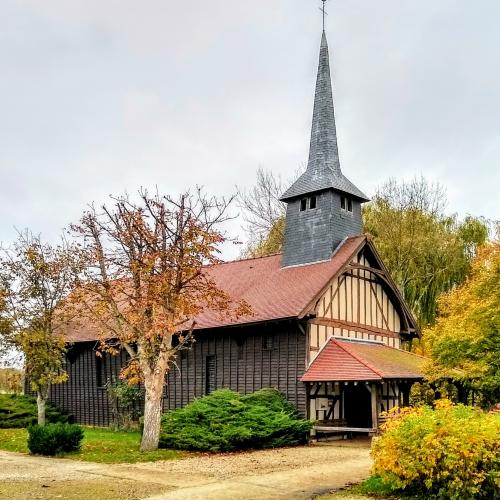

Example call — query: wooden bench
[310,419,377,441]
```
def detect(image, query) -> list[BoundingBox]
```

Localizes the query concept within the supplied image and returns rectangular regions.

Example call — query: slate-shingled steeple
[281,30,369,268]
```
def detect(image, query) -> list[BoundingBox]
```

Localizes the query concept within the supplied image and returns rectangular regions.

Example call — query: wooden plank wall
[165,322,307,417]
[33,321,307,426]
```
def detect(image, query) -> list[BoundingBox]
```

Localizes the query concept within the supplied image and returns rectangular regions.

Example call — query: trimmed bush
[159,388,311,452]
[0,394,70,428]
[27,423,84,456]
[371,400,500,499]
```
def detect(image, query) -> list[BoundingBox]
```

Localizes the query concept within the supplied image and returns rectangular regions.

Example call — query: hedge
[0,394,70,428]
[27,423,84,456]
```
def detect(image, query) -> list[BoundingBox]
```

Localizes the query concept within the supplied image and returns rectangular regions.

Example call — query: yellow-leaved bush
[371,400,500,499]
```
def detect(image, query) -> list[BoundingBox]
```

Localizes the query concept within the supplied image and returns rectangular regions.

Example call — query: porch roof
[301,338,425,382]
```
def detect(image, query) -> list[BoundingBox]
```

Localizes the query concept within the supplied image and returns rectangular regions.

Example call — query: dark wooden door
[205,355,216,394]
[344,384,372,428]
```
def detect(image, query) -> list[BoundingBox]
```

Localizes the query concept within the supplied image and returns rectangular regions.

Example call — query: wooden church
[47,26,424,434]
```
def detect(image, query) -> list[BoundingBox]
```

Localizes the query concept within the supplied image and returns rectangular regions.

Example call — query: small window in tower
[341,196,346,210]
[300,199,307,211]
[309,196,317,209]
[347,199,353,212]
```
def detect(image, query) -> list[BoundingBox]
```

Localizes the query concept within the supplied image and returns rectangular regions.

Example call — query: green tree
[0,232,83,424]
[425,241,500,406]
[240,175,489,327]
[363,178,489,327]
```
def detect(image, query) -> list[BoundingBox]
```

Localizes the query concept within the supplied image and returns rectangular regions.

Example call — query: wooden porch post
[371,382,379,431]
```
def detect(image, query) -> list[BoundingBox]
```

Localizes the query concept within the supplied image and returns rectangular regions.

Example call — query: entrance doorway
[343,384,372,428]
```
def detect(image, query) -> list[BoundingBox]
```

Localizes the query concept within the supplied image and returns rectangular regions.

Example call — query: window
[341,196,353,213]
[95,354,106,388]
[66,348,78,365]
[263,335,274,350]
[300,196,317,212]
[236,338,245,361]
[205,355,216,394]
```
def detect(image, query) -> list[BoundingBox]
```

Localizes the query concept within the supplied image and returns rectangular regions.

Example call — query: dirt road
[0,439,371,500]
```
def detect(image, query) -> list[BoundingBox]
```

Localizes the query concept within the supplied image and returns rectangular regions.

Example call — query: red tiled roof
[65,236,366,342]
[301,337,425,382]
[194,235,365,330]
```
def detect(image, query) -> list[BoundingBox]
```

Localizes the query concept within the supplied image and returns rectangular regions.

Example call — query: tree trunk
[140,373,164,451]
[36,391,47,426]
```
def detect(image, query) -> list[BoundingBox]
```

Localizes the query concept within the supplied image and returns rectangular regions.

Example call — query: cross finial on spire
[320,0,328,32]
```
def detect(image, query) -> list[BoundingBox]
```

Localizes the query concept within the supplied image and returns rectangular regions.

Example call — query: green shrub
[106,379,143,430]
[159,388,311,452]
[27,423,84,456]
[371,400,500,499]
[0,394,70,428]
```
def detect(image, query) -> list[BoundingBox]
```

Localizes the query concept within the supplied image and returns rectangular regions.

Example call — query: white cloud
[1,0,498,260]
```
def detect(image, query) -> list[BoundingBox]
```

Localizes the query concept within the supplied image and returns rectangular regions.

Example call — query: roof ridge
[219,235,364,269]
[209,252,283,267]
[333,338,383,378]
[387,346,429,360]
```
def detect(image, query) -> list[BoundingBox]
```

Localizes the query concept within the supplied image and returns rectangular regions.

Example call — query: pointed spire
[307,30,341,176]
[280,31,368,202]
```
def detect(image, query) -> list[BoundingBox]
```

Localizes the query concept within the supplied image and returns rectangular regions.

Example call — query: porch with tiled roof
[301,338,425,437]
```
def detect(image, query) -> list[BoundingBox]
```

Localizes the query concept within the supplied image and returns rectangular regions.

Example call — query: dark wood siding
[31,321,307,426]
[165,322,307,416]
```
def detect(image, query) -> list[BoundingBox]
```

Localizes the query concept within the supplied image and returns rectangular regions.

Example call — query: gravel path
[0,439,372,499]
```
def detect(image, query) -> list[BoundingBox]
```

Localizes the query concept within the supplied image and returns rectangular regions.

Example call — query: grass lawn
[0,427,181,463]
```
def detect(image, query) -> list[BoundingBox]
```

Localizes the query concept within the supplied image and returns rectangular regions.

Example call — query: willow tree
[0,233,82,424]
[72,190,251,451]
[363,177,489,327]
[240,174,489,327]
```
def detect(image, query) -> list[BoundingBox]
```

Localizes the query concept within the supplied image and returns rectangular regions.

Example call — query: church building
[46,25,424,434]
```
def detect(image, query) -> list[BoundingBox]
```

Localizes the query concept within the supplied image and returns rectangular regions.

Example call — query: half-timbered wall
[33,321,307,426]
[380,381,401,413]
[308,382,343,421]
[308,380,407,425]
[308,250,403,363]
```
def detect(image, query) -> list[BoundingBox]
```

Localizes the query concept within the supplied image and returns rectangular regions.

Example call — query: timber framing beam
[309,317,399,339]
[347,262,412,334]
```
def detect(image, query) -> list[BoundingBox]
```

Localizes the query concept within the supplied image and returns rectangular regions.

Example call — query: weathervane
[320,0,328,31]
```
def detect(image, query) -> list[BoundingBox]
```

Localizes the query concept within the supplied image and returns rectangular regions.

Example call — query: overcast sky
[1,0,499,260]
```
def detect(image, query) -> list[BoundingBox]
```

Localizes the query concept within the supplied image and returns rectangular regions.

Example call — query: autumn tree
[0,232,82,424]
[424,240,500,406]
[0,368,22,393]
[363,177,490,326]
[0,288,12,360]
[71,189,251,451]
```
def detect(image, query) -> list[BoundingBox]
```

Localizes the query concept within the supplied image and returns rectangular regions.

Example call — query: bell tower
[280,21,369,268]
